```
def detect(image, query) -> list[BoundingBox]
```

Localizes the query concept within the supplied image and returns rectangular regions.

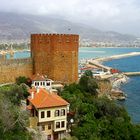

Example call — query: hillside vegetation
[0,74,140,140]
[61,72,140,140]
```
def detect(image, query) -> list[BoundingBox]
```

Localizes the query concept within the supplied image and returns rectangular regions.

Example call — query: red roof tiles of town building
[28,88,69,109]
[31,74,46,81]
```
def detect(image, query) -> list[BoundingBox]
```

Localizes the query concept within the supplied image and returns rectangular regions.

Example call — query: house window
[56,122,60,129]
[61,109,65,116]
[47,82,50,86]
[61,121,65,128]
[37,82,39,86]
[40,82,42,86]
[35,82,37,86]
[47,135,51,140]
[47,111,51,117]
[43,82,45,86]
[48,124,51,130]
[55,110,60,117]
[41,111,45,118]
[42,125,45,131]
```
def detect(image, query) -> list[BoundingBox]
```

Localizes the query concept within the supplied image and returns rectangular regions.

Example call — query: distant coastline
[91,52,140,63]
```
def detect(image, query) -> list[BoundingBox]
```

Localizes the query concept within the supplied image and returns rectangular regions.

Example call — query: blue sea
[103,55,140,124]
[11,47,140,123]
[79,47,140,123]
[6,51,31,59]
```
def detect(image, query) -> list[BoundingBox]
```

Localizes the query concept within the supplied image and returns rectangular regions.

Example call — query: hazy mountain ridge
[0,12,137,42]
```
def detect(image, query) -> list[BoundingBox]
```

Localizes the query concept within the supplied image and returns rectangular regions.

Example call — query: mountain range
[0,12,137,42]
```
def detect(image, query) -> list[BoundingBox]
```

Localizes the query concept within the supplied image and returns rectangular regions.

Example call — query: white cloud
[0,0,140,35]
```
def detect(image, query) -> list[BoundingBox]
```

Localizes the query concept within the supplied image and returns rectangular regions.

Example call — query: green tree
[79,75,89,91]
[84,70,93,77]
[79,75,98,95]
[16,76,32,87]
[60,79,140,140]
[16,76,28,85]
[0,84,29,105]
[0,94,31,140]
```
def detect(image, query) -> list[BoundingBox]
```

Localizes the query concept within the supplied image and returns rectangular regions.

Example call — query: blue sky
[0,0,140,36]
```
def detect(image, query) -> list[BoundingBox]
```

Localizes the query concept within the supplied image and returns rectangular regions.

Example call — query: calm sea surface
[12,47,140,123]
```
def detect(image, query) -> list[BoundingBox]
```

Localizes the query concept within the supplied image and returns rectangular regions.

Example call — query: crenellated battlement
[31,33,79,37]
[31,34,79,44]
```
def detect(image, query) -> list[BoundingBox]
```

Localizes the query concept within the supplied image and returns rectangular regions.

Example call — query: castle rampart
[31,34,79,83]
[0,33,79,84]
[0,58,33,83]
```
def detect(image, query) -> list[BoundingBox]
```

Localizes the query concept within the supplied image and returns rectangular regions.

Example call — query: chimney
[37,87,40,93]
[67,104,70,113]
[31,92,34,99]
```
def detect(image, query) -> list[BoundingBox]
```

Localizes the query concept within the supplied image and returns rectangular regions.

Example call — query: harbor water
[103,55,140,123]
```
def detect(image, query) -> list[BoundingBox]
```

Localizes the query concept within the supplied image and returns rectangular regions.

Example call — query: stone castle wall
[31,34,79,83]
[0,58,33,83]
[0,33,79,84]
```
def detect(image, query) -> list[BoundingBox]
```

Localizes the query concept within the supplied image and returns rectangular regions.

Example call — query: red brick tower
[31,34,79,83]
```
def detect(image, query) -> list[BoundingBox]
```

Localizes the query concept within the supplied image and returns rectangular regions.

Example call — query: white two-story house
[27,88,69,140]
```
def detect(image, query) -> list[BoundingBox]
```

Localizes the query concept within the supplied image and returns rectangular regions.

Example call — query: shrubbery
[61,71,140,140]
[0,80,31,139]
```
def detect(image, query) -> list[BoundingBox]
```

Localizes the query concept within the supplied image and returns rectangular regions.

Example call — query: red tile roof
[80,67,93,70]
[28,88,69,109]
[31,74,46,81]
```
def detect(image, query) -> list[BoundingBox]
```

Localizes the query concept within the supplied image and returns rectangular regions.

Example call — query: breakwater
[124,72,140,76]
[88,52,140,76]
[94,52,140,62]
[89,61,111,71]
